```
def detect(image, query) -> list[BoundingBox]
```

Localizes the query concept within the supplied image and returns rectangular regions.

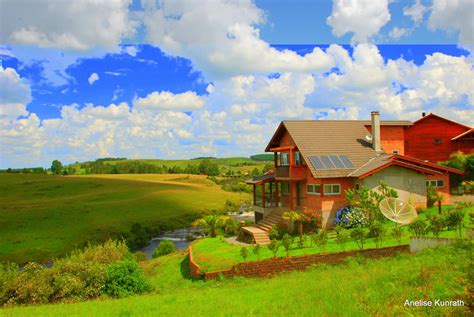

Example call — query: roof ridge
[347,154,392,177]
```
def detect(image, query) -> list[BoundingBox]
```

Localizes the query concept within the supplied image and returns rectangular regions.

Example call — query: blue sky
[0,0,473,168]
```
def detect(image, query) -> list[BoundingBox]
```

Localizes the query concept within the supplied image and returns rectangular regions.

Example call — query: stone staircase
[239,210,286,245]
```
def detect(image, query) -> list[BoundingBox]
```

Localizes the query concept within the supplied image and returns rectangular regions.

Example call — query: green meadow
[2,241,471,316]
[0,173,249,264]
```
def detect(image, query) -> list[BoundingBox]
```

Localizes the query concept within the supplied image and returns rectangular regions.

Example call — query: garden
[191,184,474,272]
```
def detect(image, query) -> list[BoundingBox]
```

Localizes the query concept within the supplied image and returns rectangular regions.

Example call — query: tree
[192,214,229,237]
[351,227,367,250]
[198,159,219,176]
[252,244,261,260]
[315,229,328,251]
[346,181,398,225]
[281,234,292,257]
[391,225,403,245]
[408,219,428,238]
[51,160,63,175]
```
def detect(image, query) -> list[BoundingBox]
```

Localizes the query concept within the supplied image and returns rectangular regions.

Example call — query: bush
[427,186,440,208]
[315,230,328,251]
[444,209,464,237]
[253,244,261,260]
[335,206,367,228]
[350,227,367,250]
[0,240,132,305]
[409,219,428,238]
[133,251,148,262]
[368,221,385,248]
[104,260,151,298]
[267,240,280,258]
[126,223,151,250]
[391,226,403,245]
[268,225,279,240]
[240,247,249,261]
[282,234,292,257]
[428,215,444,237]
[152,239,176,258]
[336,233,349,251]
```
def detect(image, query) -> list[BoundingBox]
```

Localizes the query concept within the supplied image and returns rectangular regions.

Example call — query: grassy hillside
[3,242,470,316]
[0,173,249,264]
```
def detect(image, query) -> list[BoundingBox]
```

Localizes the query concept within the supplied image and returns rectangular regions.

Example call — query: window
[392,150,399,154]
[426,180,444,188]
[307,184,321,195]
[281,182,290,195]
[280,153,290,166]
[294,151,302,165]
[434,138,441,145]
[323,184,341,195]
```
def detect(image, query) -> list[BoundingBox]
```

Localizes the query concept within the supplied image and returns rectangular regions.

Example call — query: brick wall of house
[427,173,451,204]
[194,245,409,281]
[365,125,406,155]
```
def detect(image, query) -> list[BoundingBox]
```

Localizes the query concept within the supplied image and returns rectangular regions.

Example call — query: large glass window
[307,184,321,195]
[294,151,302,165]
[280,153,290,166]
[323,184,341,195]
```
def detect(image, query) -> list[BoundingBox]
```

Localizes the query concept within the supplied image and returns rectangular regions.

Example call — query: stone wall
[409,237,457,253]
[190,245,409,281]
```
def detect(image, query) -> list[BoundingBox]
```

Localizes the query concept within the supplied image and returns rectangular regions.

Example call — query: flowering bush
[335,206,367,228]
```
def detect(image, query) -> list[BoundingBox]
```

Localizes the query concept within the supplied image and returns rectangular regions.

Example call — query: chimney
[371,111,381,153]
[422,112,426,117]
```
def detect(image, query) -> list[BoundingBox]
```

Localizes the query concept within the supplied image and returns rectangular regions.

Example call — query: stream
[140,227,204,259]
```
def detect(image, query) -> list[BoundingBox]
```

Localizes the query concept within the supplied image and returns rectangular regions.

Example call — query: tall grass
[3,241,471,316]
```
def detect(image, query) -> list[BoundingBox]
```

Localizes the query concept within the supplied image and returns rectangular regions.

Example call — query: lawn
[2,241,471,316]
[0,173,249,264]
[192,205,474,272]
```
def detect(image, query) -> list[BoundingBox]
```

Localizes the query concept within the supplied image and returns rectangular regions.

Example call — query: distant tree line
[1,167,47,174]
[95,157,127,162]
[250,154,273,161]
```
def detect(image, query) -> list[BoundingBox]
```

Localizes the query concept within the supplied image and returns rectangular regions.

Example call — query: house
[404,113,474,163]
[242,112,463,244]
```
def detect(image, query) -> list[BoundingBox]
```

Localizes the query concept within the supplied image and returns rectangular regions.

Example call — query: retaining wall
[190,244,409,281]
[409,236,457,253]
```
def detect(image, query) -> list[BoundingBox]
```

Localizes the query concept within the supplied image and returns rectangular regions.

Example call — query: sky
[0,0,473,168]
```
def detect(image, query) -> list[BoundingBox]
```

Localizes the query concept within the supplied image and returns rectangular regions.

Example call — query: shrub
[428,215,444,238]
[391,226,403,245]
[133,251,148,262]
[315,230,328,252]
[152,239,176,258]
[335,206,367,228]
[409,219,428,238]
[277,223,289,238]
[444,209,464,237]
[281,234,292,257]
[427,186,440,209]
[126,223,151,250]
[336,233,349,251]
[368,221,385,248]
[104,260,151,298]
[253,244,261,260]
[240,247,249,261]
[297,235,306,249]
[350,227,367,250]
[267,240,280,258]
[268,225,279,240]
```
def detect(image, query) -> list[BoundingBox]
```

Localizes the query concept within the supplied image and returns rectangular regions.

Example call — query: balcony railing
[275,166,289,177]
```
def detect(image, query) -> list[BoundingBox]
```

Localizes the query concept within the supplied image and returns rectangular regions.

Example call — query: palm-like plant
[283,210,304,238]
[192,214,229,237]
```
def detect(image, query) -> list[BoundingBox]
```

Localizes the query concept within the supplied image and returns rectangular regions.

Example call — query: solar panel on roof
[339,155,354,168]
[320,155,335,168]
[329,155,345,168]
[308,154,355,170]
[309,156,324,169]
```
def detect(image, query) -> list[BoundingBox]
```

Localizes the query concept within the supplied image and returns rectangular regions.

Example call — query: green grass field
[2,241,470,316]
[0,173,249,264]
[192,205,474,271]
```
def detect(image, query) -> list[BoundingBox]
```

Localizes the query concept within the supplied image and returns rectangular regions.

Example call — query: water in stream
[140,228,204,259]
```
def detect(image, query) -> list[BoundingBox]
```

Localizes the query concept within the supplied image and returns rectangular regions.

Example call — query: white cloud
[88,73,99,85]
[327,0,391,43]
[0,66,31,119]
[133,91,205,112]
[142,0,334,79]
[429,0,474,51]
[389,27,411,40]
[0,0,136,50]
[403,0,427,25]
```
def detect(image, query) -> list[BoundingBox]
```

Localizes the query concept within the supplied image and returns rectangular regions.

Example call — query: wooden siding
[404,115,470,162]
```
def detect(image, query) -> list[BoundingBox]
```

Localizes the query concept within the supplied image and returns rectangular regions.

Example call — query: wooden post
[269,182,273,206]
[274,152,278,168]
[275,180,279,207]
[289,149,293,178]
[253,184,256,206]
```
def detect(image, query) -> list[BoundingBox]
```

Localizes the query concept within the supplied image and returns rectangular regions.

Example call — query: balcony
[275,166,289,177]
[274,165,306,179]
